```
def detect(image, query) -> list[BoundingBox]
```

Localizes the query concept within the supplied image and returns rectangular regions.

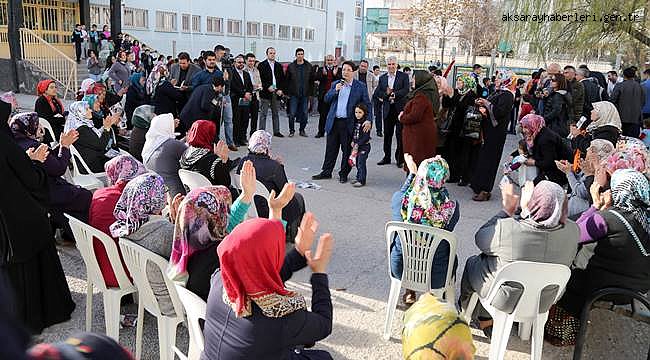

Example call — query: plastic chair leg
[85,281,93,332]
[463,293,479,323]
[157,317,179,360]
[134,299,144,360]
[518,321,532,341]
[103,292,121,341]
[531,313,548,360]
[383,278,402,340]
[445,285,456,306]
[489,311,514,360]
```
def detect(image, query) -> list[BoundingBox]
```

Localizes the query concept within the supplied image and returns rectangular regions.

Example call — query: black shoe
[312,172,332,180]
[339,177,348,184]
[299,130,307,137]
[288,131,295,137]
[274,132,285,138]
[458,180,468,187]
[228,145,238,151]
[315,132,324,138]
[396,162,404,168]
[447,177,459,184]
[377,158,391,165]
[377,131,383,137]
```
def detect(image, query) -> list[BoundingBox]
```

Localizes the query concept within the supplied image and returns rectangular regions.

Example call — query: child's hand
[362,121,372,132]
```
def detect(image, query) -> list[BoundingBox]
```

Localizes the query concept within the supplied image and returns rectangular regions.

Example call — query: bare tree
[420,0,466,65]
[458,0,501,63]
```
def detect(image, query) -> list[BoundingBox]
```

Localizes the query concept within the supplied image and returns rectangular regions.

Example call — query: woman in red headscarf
[179,120,235,189]
[34,80,66,142]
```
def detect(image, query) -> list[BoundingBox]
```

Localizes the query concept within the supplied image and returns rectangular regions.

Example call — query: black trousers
[74,42,82,61]
[248,97,259,136]
[321,118,352,178]
[317,96,328,135]
[232,97,250,145]
[382,105,402,162]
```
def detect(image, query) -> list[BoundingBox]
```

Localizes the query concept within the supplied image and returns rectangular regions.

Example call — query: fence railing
[20,27,77,99]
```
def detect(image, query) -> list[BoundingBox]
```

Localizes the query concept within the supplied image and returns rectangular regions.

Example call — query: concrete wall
[0,59,43,96]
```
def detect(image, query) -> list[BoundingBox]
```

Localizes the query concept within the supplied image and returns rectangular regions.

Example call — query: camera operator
[229,54,254,146]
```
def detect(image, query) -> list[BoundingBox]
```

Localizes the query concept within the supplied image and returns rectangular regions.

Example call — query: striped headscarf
[109,173,167,238]
[610,169,650,238]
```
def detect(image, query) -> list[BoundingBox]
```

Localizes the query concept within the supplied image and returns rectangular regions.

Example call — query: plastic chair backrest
[178,169,212,192]
[174,284,207,354]
[484,261,571,318]
[69,144,96,176]
[119,239,185,318]
[64,214,133,292]
[39,117,56,143]
[385,221,457,293]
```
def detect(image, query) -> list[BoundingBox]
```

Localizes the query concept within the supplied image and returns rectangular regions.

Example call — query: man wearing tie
[229,54,254,146]
[312,61,372,183]
[374,56,410,167]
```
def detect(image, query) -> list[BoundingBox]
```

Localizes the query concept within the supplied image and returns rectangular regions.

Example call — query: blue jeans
[289,96,308,132]
[222,96,234,145]
[356,144,370,184]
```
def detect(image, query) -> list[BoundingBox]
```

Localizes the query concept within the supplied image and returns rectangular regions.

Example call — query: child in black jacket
[349,103,371,187]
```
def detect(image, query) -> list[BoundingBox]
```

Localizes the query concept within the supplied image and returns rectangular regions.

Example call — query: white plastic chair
[383,221,457,340]
[64,214,136,342]
[39,117,56,145]
[119,239,185,360]
[69,144,106,190]
[173,284,207,360]
[232,174,271,218]
[462,261,571,360]
[178,169,212,192]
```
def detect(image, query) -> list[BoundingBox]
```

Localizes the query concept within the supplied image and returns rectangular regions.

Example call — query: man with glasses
[229,55,254,146]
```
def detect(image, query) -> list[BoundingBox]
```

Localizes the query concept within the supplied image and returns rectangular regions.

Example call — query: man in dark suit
[257,47,287,137]
[312,61,372,183]
[610,67,646,137]
[179,76,225,131]
[373,56,410,167]
[229,55,254,146]
[285,48,314,137]
[313,54,341,138]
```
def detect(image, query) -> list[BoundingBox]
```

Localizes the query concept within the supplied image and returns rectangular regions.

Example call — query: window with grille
[90,5,111,29]
[156,11,177,32]
[306,0,315,7]
[247,22,260,36]
[124,8,148,29]
[292,26,302,40]
[316,0,325,10]
[227,19,242,35]
[354,35,361,52]
[336,11,344,30]
[263,23,275,38]
[207,17,223,33]
[278,25,290,40]
[192,15,201,32]
[355,2,362,18]
[305,28,315,41]
[294,0,303,4]
[181,14,201,32]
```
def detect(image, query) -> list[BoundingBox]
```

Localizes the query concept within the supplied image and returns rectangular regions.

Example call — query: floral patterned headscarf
[248,130,272,154]
[104,154,147,185]
[402,293,475,360]
[520,114,546,149]
[109,173,167,238]
[168,186,232,284]
[401,156,456,228]
[9,112,40,140]
[456,73,476,96]
[606,145,649,175]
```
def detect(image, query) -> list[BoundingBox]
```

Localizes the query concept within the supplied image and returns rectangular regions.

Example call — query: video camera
[221,53,234,69]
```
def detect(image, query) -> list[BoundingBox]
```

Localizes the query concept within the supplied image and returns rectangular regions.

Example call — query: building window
[305,28,315,41]
[263,23,275,38]
[294,0,303,4]
[336,11,344,30]
[381,37,388,47]
[124,8,148,29]
[207,17,223,33]
[90,5,111,29]
[227,19,242,35]
[306,0,315,7]
[181,14,190,31]
[278,25,290,40]
[292,26,302,40]
[355,2,362,18]
[316,0,325,9]
[354,35,361,52]
[192,15,201,32]
[247,21,260,37]
[156,11,177,32]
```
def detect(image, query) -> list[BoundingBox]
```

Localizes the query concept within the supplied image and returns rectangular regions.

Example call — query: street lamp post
[490,48,497,75]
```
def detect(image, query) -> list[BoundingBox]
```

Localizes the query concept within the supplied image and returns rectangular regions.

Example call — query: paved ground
[10,93,650,359]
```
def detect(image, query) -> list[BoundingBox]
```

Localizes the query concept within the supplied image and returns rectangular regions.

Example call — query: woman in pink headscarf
[519,113,568,186]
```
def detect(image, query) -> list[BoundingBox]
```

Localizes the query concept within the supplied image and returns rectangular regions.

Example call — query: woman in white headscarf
[141,113,187,196]
[588,101,621,145]
[66,101,118,172]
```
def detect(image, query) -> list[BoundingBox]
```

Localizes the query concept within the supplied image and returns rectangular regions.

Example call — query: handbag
[462,105,483,140]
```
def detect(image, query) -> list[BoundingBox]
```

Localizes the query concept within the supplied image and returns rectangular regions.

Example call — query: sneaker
[353,182,364,188]
[288,131,295,137]
[350,179,359,185]
[339,177,348,184]
[274,132,285,138]
[299,130,307,137]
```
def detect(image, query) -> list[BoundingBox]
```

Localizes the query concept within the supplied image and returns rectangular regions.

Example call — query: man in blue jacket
[312,61,372,183]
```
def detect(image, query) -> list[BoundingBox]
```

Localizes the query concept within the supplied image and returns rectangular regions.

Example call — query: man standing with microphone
[312,61,372,183]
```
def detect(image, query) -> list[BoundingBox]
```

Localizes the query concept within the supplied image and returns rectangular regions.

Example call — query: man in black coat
[257,47,287,137]
[313,54,341,138]
[285,48,314,137]
[71,24,83,63]
[373,56,410,166]
[180,76,225,131]
[610,67,646,137]
[229,55,254,146]
[575,67,601,117]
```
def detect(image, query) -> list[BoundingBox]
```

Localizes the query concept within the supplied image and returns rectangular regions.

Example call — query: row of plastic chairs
[382,221,572,360]
[65,214,206,360]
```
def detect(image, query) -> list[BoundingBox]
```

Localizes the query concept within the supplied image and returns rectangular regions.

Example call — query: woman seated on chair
[179,120,234,193]
[9,112,92,245]
[389,154,460,305]
[128,105,155,161]
[141,113,186,197]
[236,130,306,243]
[546,169,650,346]
[201,207,334,360]
[459,180,578,336]
[65,100,120,173]
[89,154,146,288]
[168,161,259,301]
[34,79,66,143]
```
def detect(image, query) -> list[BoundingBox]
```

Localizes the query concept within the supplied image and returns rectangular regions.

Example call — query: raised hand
[500,180,520,216]
[404,153,418,175]
[362,121,372,133]
[59,129,79,148]
[268,182,296,220]
[239,160,257,204]
[305,233,334,274]
[213,140,229,162]
[27,143,49,163]
[295,212,319,256]
[520,180,535,212]
[590,181,602,209]
[169,193,185,224]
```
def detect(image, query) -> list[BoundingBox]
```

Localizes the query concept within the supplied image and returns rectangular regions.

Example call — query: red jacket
[400,92,438,170]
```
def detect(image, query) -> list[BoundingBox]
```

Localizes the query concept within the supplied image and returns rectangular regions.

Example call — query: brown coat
[400,92,438,169]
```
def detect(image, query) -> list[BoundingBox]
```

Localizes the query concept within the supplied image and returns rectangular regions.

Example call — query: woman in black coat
[0,101,75,334]
[66,101,119,173]
[34,80,66,143]
[150,65,183,117]
[124,72,149,128]
[543,74,573,137]
[520,114,567,186]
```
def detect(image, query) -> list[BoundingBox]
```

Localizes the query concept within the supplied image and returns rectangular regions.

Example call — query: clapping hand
[555,160,571,174]
[213,140,229,162]
[295,212,319,256]
[168,193,185,224]
[268,182,296,220]
[27,143,49,163]
[239,160,256,204]
[305,233,334,274]
[59,130,79,148]
[404,153,418,175]
[520,180,535,211]
[500,180,520,216]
